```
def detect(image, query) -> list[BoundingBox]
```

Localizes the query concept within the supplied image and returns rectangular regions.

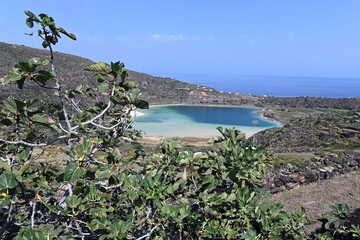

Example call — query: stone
[279,175,294,184]
[286,182,299,189]
[274,178,283,187]
[304,169,318,182]
[323,166,335,173]
[348,160,359,167]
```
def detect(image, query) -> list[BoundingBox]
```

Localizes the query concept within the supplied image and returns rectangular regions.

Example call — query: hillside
[4,42,360,109]
[0,42,258,106]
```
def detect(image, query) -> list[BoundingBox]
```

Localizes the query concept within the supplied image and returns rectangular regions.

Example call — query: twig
[135,225,158,240]
[30,201,36,228]
[0,135,67,147]
[71,84,117,131]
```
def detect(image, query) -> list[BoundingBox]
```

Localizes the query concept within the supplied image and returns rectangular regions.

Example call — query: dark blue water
[167,105,274,127]
[169,74,360,98]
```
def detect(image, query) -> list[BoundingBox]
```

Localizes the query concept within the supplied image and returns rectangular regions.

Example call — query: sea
[134,74,359,137]
[169,74,360,98]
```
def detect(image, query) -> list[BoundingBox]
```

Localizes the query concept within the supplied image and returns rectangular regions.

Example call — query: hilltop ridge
[0,42,258,106]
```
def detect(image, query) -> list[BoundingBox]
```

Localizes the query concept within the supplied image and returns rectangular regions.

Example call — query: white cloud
[151,33,186,42]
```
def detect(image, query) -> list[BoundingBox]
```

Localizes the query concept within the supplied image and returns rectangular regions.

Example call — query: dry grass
[269,170,360,235]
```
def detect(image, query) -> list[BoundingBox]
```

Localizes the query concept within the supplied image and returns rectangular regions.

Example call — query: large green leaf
[134,99,149,109]
[16,147,31,162]
[0,118,13,126]
[25,18,34,28]
[0,161,11,172]
[129,89,149,109]
[16,77,27,89]
[3,97,18,114]
[1,68,25,84]
[31,113,50,125]
[64,162,84,183]
[84,62,112,74]
[57,27,77,40]
[0,172,18,190]
[24,10,40,23]
[98,83,109,94]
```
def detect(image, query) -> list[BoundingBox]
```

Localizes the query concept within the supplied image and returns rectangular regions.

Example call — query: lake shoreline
[134,104,281,139]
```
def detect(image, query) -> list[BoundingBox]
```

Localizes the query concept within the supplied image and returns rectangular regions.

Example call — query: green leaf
[3,97,18,114]
[28,58,44,66]
[42,40,49,48]
[89,218,108,231]
[134,99,149,109]
[33,70,55,84]
[182,167,187,181]
[225,193,236,202]
[0,118,13,126]
[24,10,40,22]
[98,83,108,94]
[16,77,27,89]
[57,27,77,40]
[2,68,25,84]
[21,227,46,240]
[84,62,112,74]
[16,147,31,162]
[110,61,124,73]
[64,162,84,183]
[0,161,11,172]
[129,89,149,109]
[31,113,50,125]
[25,18,34,28]
[16,61,35,72]
[0,172,18,190]
[18,161,31,176]
[66,195,81,209]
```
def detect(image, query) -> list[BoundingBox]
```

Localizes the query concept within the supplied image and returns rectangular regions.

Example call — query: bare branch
[135,225,158,240]
[0,135,67,147]
[87,117,128,130]
[70,99,83,112]
[71,84,117,131]
[30,201,36,228]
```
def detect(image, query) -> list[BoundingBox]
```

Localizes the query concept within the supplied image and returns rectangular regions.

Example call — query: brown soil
[269,170,360,236]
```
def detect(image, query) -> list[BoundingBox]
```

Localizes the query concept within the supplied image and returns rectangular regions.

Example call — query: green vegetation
[0,10,358,239]
[315,203,360,239]
[272,153,312,169]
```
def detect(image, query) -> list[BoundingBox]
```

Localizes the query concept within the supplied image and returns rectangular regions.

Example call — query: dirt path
[269,171,360,235]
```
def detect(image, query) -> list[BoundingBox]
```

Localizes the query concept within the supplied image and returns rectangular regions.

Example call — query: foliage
[315,203,360,240]
[0,10,314,239]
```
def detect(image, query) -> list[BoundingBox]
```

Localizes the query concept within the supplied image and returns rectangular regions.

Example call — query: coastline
[134,104,281,140]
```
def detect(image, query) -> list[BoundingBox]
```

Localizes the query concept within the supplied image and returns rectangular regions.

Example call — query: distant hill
[0,42,258,106]
[1,42,360,110]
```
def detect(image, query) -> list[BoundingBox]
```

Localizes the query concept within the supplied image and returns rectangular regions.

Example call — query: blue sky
[2,1,360,79]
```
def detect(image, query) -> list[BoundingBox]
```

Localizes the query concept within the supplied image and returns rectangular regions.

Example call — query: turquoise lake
[133,105,281,138]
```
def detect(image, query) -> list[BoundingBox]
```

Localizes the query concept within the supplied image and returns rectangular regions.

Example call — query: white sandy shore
[138,124,273,139]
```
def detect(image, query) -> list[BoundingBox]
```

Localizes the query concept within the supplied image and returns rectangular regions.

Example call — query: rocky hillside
[0,42,258,106]
[259,96,360,111]
[255,110,360,153]
[2,42,360,109]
